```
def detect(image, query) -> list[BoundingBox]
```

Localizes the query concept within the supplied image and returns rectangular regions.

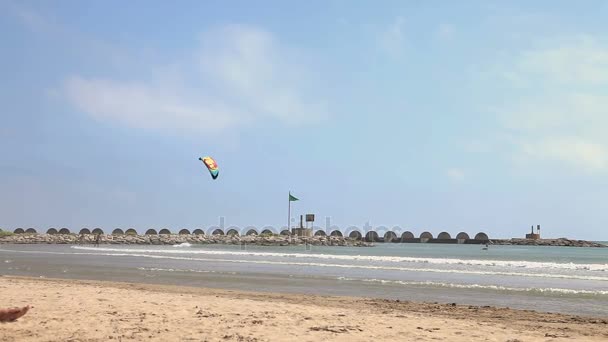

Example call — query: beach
[2,243,608,316]
[2,276,607,342]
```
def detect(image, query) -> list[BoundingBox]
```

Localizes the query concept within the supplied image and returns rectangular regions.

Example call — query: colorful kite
[199,156,219,180]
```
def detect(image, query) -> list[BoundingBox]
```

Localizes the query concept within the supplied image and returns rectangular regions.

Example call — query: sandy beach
[0,276,606,341]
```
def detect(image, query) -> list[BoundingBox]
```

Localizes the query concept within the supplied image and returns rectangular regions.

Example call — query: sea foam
[71,246,608,272]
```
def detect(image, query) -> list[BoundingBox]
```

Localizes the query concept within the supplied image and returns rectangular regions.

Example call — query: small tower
[525,224,541,240]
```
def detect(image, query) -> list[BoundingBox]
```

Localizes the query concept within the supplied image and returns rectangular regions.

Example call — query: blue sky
[2,1,608,240]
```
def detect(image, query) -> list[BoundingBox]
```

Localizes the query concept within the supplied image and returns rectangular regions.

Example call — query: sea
[1,242,607,317]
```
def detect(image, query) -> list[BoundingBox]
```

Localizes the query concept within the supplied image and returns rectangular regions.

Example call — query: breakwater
[490,238,606,248]
[0,233,373,247]
[2,232,604,247]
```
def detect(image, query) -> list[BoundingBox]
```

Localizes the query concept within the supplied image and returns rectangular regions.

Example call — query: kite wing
[199,156,219,180]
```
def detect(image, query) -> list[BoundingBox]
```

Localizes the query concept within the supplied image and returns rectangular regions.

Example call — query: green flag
[289,192,299,201]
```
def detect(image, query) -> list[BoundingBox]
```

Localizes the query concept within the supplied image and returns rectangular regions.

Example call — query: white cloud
[63,76,240,134]
[198,25,327,125]
[379,16,406,57]
[61,24,327,136]
[513,36,608,86]
[519,138,608,171]
[487,35,608,172]
[447,168,465,182]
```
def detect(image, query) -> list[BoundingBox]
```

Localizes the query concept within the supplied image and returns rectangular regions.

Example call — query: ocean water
[1,243,607,317]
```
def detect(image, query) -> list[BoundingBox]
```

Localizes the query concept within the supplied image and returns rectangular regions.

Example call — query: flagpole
[287,191,291,235]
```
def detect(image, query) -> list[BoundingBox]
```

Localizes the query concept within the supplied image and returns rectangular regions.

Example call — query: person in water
[0,305,30,322]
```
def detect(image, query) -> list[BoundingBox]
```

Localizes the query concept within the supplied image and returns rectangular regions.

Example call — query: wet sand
[1,276,606,341]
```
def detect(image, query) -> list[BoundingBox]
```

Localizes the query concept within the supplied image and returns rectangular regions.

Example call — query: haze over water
[2,243,607,317]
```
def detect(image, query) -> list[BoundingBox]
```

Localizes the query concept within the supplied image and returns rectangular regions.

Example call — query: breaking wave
[71,246,608,272]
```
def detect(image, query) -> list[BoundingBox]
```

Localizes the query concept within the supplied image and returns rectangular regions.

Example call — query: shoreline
[1,275,607,341]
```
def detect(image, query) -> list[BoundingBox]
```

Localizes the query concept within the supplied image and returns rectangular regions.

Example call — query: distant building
[525,225,541,240]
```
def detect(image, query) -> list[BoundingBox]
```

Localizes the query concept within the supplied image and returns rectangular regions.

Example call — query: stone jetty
[490,238,606,248]
[0,233,373,247]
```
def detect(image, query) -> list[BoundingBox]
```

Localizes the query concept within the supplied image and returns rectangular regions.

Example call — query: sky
[1,1,608,240]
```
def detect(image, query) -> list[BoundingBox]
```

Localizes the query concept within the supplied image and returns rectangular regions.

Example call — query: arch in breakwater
[211,229,224,235]
[159,229,171,235]
[245,229,258,236]
[13,228,25,234]
[437,232,451,240]
[474,232,489,241]
[193,229,204,235]
[25,228,37,234]
[178,229,191,235]
[92,228,104,235]
[314,230,327,236]
[261,229,274,235]
[145,229,158,235]
[80,228,92,235]
[401,231,415,239]
[111,228,123,235]
[330,230,343,237]
[226,229,239,236]
[365,231,380,242]
[456,232,470,240]
[59,228,70,234]
[125,228,137,235]
[348,230,362,240]
[47,228,58,235]
[280,229,290,235]
[384,231,398,242]
[420,231,433,239]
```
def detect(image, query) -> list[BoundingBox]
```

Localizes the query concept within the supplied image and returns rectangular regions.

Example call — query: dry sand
[0,276,606,341]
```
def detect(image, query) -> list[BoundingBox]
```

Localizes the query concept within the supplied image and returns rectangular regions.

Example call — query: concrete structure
[437,232,451,239]
[6,225,492,245]
[456,232,469,244]
[330,230,343,237]
[401,231,416,242]
[364,231,379,242]
[526,225,541,239]
[226,229,239,236]
[420,231,433,242]
[348,231,363,240]
[474,232,489,241]
[384,231,398,242]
